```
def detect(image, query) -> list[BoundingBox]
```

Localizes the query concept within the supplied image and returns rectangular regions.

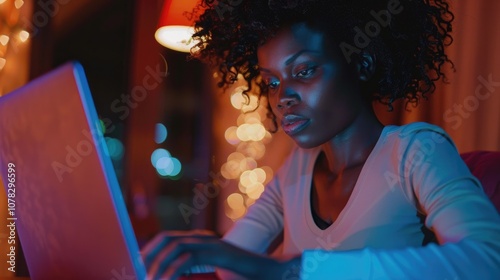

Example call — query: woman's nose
[276,87,300,110]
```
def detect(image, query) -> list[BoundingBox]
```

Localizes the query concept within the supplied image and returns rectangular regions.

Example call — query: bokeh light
[105,137,124,161]
[156,156,174,174]
[238,168,267,200]
[230,86,259,112]
[246,182,265,199]
[169,157,182,176]
[221,160,242,180]
[151,148,171,166]
[253,168,267,183]
[225,206,246,221]
[236,141,266,160]
[248,123,266,141]
[0,35,9,46]
[224,81,276,221]
[225,192,247,220]
[155,123,168,144]
[14,0,24,9]
[245,196,256,207]
[156,156,182,177]
[237,112,261,126]
[230,87,249,110]
[98,119,106,134]
[227,152,246,163]
[19,30,29,42]
[239,157,257,172]
[236,123,266,142]
[239,170,253,189]
[224,126,240,145]
[227,193,244,209]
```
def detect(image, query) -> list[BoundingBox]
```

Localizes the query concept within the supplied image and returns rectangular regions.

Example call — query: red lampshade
[155,0,202,53]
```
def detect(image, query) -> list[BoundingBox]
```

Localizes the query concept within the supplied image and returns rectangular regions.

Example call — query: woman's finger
[151,236,221,279]
[162,252,193,280]
[142,232,171,269]
[147,239,184,280]
[149,236,207,279]
[142,231,212,269]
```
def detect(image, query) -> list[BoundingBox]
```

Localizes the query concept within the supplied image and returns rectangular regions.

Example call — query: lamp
[155,0,201,53]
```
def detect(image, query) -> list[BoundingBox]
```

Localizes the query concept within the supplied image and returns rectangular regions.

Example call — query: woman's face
[257,23,366,148]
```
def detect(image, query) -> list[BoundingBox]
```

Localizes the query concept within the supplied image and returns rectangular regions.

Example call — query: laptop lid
[0,62,146,279]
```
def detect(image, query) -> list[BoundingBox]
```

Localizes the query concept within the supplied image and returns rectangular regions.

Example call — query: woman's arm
[142,159,288,279]
[142,230,296,279]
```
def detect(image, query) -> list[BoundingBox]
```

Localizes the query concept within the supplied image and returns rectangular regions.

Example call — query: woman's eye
[266,80,280,90]
[294,66,318,78]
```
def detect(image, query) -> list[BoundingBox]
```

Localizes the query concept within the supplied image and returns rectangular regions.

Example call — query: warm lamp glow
[155,0,201,53]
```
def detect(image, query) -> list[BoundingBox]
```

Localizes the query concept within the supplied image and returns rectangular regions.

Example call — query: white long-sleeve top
[222,122,500,279]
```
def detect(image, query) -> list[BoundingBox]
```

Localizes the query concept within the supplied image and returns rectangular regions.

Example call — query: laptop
[0,62,214,279]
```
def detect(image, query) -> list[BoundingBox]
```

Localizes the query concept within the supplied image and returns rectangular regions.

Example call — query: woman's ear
[355,52,376,81]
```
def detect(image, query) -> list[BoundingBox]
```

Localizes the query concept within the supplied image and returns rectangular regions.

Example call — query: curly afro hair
[191,0,454,115]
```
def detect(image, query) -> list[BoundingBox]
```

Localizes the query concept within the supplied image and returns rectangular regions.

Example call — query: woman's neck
[320,109,384,175]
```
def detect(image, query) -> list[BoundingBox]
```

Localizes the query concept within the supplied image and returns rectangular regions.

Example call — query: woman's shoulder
[379,122,458,161]
[383,122,455,149]
[385,121,449,138]
[397,122,448,137]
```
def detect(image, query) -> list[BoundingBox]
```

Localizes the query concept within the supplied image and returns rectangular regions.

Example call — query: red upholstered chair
[461,151,500,213]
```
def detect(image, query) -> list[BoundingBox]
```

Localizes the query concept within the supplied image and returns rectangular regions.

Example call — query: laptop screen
[0,62,146,279]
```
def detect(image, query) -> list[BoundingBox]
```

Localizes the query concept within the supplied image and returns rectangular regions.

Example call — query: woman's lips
[281,115,310,135]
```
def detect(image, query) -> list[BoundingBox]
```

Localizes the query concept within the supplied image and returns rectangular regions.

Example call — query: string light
[14,0,24,9]
[0,1,30,73]
[224,83,275,220]
[18,30,29,42]
[0,35,9,46]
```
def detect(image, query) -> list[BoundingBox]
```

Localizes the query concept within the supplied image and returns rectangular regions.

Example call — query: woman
[143,0,500,279]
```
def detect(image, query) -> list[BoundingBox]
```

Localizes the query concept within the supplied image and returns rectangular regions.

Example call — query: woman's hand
[141,230,300,280]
